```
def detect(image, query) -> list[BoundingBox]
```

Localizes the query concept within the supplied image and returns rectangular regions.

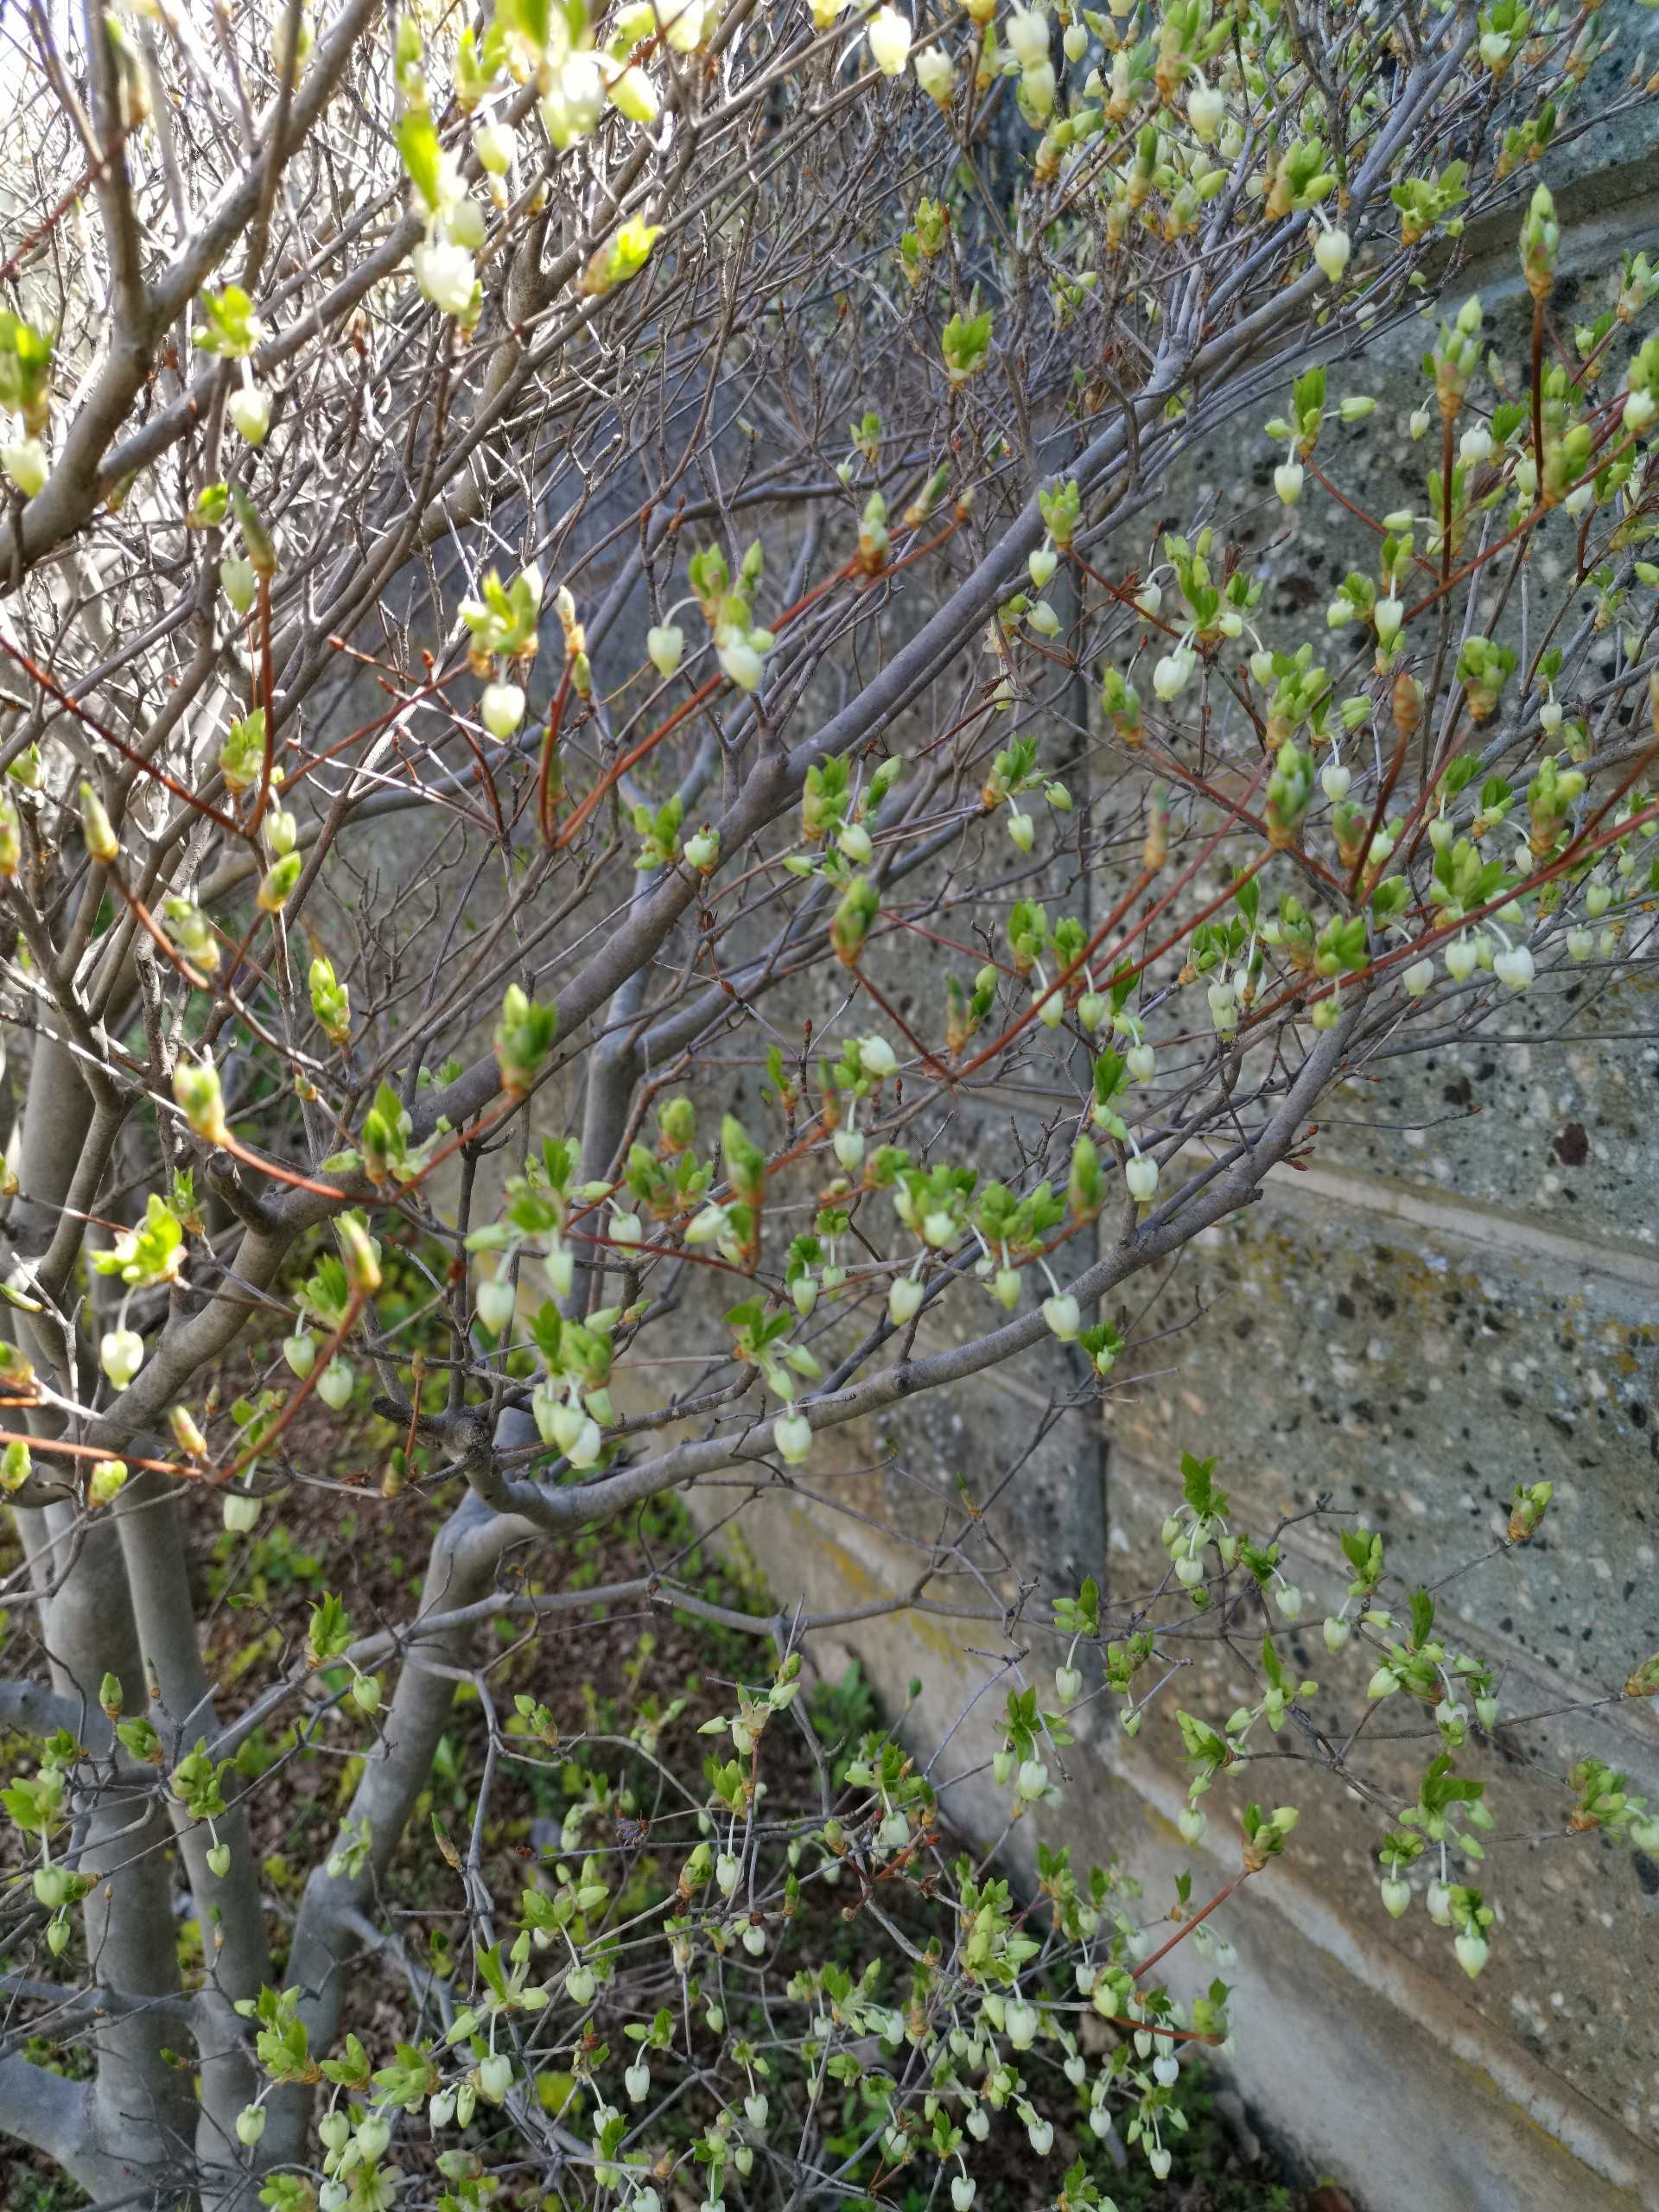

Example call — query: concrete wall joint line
[1259,1160,1659,1294]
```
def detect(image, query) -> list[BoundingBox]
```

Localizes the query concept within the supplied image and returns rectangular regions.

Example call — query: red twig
[0,636,240,836]
[1132,1867,1255,1982]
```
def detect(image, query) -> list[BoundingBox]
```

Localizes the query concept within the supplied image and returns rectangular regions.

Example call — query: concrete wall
[711,69,1659,2212]
[724,1144,1659,2207]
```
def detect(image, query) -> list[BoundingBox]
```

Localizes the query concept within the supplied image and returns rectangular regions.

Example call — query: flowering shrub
[0,0,1656,2207]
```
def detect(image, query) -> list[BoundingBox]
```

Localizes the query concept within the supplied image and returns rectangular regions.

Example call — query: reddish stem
[1133,1867,1255,1982]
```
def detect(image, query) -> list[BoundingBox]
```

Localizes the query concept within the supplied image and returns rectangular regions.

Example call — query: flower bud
[1187,82,1224,141]
[88,1457,128,1506]
[608,62,660,122]
[1493,943,1535,993]
[226,377,273,450]
[913,44,955,103]
[832,1125,866,1173]
[447,198,487,250]
[333,1216,379,1300]
[1454,1929,1489,1979]
[647,623,684,677]
[257,853,302,912]
[477,2051,513,2103]
[476,1277,516,1335]
[3,439,48,497]
[80,781,119,863]
[412,239,479,320]
[565,1416,602,1467]
[663,0,705,50]
[1126,1153,1158,1203]
[317,1358,354,1411]
[1152,646,1194,700]
[1313,226,1351,283]
[480,682,525,741]
[100,1328,144,1387]
[867,2,913,69]
[474,120,515,174]
[1016,1758,1049,1802]
[717,632,765,690]
[773,1411,812,1465]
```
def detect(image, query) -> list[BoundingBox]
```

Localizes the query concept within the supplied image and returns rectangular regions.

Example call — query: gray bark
[272,1420,542,2166]
[35,1500,197,2192]
[111,1469,276,2193]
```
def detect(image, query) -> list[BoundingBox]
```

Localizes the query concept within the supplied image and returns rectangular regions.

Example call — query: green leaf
[308,1592,354,1668]
[1409,1587,1435,1649]
[397,110,443,212]
[1180,1451,1229,1521]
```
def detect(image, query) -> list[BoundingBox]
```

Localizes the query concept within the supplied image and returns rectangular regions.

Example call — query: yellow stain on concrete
[1449,2052,1645,2205]
[1140,1801,1187,1850]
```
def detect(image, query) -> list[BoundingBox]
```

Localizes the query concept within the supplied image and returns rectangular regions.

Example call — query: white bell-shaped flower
[412,238,478,317]
[1313,226,1351,283]
[867,6,912,73]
